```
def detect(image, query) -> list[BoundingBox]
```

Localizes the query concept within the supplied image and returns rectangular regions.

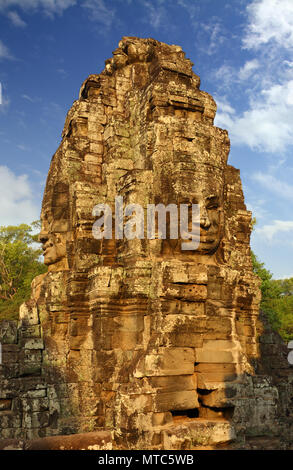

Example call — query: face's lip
[43,242,53,255]
[181,234,216,242]
[43,249,50,258]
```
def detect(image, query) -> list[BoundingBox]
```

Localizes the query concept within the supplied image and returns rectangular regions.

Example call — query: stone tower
[0,37,292,450]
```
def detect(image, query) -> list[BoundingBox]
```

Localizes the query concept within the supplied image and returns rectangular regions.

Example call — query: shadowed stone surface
[0,37,292,450]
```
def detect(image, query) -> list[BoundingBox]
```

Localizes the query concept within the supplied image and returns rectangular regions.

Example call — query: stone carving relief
[0,37,292,450]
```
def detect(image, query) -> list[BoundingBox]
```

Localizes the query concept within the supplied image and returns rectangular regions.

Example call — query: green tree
[272,278,293,297]
[0,222,47,320]
[251,250,293,341]
[251,251,281,300]
[251,251,282,331]
[266,295,293,342]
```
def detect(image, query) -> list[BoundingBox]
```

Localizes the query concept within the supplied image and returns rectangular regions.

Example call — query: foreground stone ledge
[0,430,112,450]
[0,419,235,450]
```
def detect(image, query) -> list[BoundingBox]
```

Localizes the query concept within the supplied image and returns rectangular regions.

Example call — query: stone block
[166,284,207,301]
[195,349,235,363]
[195,363,238,387]
[112,331,142,350]
[151,412,172,426]
[155,390,199,412]
[0,411,21,429]
[19,302,39,326]
[163,315,206,347]
[198,385,238,408]
[19,338,44,350]
[0,321,17,344]
[135,348,195,377]
[0,399,11,411]
[19,363,41,377]
[149,375,196,392]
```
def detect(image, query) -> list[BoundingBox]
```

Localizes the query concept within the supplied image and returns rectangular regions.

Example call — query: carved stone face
[179,181,224,254]
[39,213,68,267]
[198,191,223,254]
[39,231,67,266]
[39,182,71,269]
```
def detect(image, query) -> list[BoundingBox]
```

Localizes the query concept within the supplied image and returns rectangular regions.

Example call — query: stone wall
[1,311,292,449]
[0,37,292,450]
[0,314,47,440]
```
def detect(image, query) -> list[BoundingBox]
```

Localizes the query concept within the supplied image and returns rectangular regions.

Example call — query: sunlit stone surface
[0,38,292,450]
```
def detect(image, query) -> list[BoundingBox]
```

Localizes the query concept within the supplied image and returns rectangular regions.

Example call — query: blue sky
[0,0,293,279]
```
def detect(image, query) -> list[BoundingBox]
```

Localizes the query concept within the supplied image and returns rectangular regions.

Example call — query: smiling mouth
[43,246,52,256]
[183,235,215,242]
[200,238,215,243]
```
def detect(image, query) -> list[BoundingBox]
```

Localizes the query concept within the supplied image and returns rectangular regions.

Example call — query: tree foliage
[0,222,47,320]
[251,251,293,342]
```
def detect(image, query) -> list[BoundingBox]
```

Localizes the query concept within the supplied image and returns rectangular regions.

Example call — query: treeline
[0,222,292,342]
[0,222,47,320]
[252,252,293,342]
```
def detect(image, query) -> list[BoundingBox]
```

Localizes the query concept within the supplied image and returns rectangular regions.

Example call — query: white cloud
[57,67,67,78]
[213,0,293,154]
[17,144,31,151]
[214,97,236,129]
[0,166,40,226]
[82,0,115,28]
[0,85,10,113]
[141,0,166,29]
[255,219,293,241]
[214,65,237,90]
[214,60,260,90]
[216,99,235,116]
[246,198,268,220]
[177,0,199,23]
[132,0,199,36]
[215,80,293,153]
[238,59,260,80]
[251,172,293,200]
[0,39,13,60]
[243,0,293,49]
[283,60,293,68]
[201,19,226,56]
[0,0,76,18]
[21,94,36,102]
[6,10,26,26]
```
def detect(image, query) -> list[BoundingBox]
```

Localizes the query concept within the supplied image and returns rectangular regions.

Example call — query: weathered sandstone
[0,37,292,450]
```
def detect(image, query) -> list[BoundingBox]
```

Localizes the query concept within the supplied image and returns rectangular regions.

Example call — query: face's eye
[206,195,220,210]
[207,203,219,210]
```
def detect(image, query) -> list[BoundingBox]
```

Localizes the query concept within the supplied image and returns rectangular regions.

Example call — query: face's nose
[200,206,211,229]
[38,231,49,244]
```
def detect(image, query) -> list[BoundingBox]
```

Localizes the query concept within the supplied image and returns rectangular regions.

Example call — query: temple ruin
[0,37,292,450]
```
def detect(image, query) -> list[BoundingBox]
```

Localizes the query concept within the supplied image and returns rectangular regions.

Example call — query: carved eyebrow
[206,194,219,201]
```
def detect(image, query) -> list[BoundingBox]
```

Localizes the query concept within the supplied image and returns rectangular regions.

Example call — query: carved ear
[51,182,70,222]
[215,239,231,265]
